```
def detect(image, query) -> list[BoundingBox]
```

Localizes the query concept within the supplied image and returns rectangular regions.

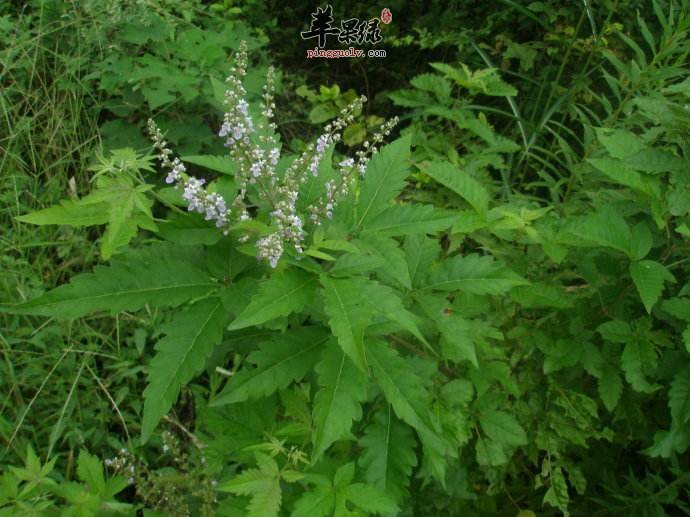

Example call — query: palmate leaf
[292,463,397,517]
[425,253,527,294]
[6,244,216,318]
[228,269,318,330]
[211,327,328,406]
[142,297,229,442]
[355,134,412,228]
[219,453,282,517]
[359,406,417,503]
[312,347,368,460]
[16,174,157,259]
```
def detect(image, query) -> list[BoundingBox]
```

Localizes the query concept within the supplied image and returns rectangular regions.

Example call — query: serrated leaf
[597,320,632,343]
[211,327,328,406]
[588,157,660,198]
[405,234,439,288]
[8,244,215,318]
[669,369,690,425]
[595,128,645,159]
[567,205,632,256]
[598,364,623,412]
[424,161,489,216]
[356,135,411,227]
[359,406,417,503]
[425,254,527,294]
[100,191,137,259]
[76,451,105,495]
[291,486,335,517]
[629,260,675,313]
[543,466,570,515]
[368,340,449,480]
[621,338,658,393]
[16,199,110,226]
[478,409,527,448]
[358,236,411,290]
[410,73,451,98]
[312,347,368,460]
[181,155,236,175]
[511,284,572,309]
[142,297,229,442]
[321,276,374,372]
[229,269,318,330]
[158,211,221,245]
[361,204,457,237]
[342,483,398,514]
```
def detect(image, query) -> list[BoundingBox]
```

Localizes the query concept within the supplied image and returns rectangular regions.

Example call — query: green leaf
[8,244,215,318]
[621,338,658,393]
[598,364,623,412]
[142,297,229,442]
[312,347,368,460]
[342,483,398,515]
[360,204,458,237]
[410,73,451,98]
[100,190,138,259]
[356,134,412,228]
[588,157,660,198]
[478,409,527,448]
[368,340,449,480]
[366,283,431,351]
[669,369,690,428]
[16,199,110,226]
[321,276,374,372]
[291,487,335,517]
[424,161,489,216]
[181,155,236,175]
[211,327,328,406]
[359,406,417,503]
[597,320,632,343]
[358,236,412,290]
[219,453,282,517]
[405,234,439,288]
[511,284,572,309]
[567,205,632,256]
[229,269,318,330]
[158,212,221,245]
[542,466,570,515]
[76,451,106,496]
[629,260,675,313]
[425,254,527,294]
[595,128,645,159]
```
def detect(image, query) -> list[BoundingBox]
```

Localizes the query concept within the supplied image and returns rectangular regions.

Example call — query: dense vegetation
[2,0,690,515]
